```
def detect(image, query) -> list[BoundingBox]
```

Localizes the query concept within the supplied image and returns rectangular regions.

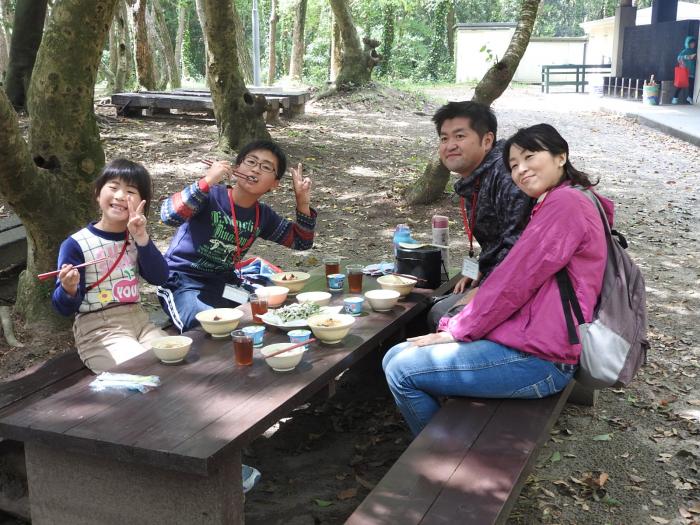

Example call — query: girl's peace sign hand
[290,163,312,215]
[127,196,149,246]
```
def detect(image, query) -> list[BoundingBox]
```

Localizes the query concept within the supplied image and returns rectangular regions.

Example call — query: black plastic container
[395,245,443,289]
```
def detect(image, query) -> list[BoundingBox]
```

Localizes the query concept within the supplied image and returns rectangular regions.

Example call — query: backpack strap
[556,268,585,345]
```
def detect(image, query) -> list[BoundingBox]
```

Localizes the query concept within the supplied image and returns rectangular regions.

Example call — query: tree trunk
[4,0,49,110]
[289,0,307,81]
[132,0,157,90]
[200,0,268,151]
[146,2,168,89]
[329,13,341,82]
[472,0,541,105]
[446,1,455,60]
[175,1,186,80]
[424,0,449,80]
[379,2,395,76]
[0,0,10,82]
[231,1,252,85]
[328,0,379,88]
[0,0,118,326]
[404,151,451,205]
[108,1,133,93]
[408,0,541,206]
[267,0,277,85]
[152,0,180,88]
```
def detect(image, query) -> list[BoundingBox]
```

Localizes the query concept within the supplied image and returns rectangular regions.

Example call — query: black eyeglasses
[241,156,276,174]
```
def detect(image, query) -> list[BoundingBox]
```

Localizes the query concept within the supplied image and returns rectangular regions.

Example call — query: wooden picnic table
[0,272,458,525]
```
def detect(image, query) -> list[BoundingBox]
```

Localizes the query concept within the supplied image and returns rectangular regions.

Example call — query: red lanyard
[459,177,481,258]
[228,189,260,263]
[86,232,129,291]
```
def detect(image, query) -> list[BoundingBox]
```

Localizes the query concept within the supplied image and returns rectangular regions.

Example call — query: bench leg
[568,381,598,406]
[287,102,306,117]
[24,442,244,524]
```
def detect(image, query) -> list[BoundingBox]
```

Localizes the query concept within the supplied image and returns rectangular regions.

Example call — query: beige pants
[73,303,167,373]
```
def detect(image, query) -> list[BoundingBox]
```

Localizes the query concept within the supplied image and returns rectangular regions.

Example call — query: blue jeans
[382,340,575,436]
[157,271,238,333]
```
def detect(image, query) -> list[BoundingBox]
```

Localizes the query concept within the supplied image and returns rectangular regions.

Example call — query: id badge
[222,284,251,304]
[461,257,479,280]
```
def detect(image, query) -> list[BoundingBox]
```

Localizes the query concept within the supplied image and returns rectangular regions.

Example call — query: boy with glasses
[158,139,315,332]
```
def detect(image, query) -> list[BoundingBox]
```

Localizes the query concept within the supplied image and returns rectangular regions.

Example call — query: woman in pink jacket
[383,123,611,435]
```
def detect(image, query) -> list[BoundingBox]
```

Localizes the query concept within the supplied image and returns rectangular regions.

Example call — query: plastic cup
[344,296,364,316]
[324,256,341,277]
[241,325,265,347]
[346,264,364,293]
[288,329,312,351]
[249,294,268,324]
[231,330,253,366]
[327,273,345,293]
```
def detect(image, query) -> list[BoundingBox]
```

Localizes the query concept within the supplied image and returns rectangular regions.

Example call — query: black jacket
[453,139,534,280]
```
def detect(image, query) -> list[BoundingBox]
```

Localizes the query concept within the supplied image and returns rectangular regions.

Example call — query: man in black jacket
[428,101,534,328]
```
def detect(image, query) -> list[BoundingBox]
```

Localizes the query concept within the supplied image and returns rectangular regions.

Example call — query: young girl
[52,158,169,373]
[383,124,611,436]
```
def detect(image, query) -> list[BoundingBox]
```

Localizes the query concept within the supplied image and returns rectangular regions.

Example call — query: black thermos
[395,245,443,289]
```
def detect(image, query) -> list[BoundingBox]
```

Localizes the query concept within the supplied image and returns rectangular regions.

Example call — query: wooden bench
[0,351,89,520]
[347,380,576,524]
[0,215,27,270]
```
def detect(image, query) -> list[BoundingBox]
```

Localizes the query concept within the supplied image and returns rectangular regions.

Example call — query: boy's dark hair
[432,101,498,141]
[235,140,287,180]
[502,123,597,188]
[94,158,154,215]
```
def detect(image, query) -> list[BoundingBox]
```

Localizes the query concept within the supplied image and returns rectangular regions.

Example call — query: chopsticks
[37,256,110,281]
[389,273,426,282]
[200,159,258,183]
[264,338,317,359]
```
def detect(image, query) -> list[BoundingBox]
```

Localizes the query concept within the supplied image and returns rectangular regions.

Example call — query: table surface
[0,273,457,476]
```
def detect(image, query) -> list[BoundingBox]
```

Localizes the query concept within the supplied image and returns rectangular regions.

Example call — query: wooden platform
[111,87,311,123]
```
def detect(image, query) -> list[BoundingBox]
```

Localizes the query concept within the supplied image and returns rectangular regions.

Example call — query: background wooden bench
[347,381,575,525]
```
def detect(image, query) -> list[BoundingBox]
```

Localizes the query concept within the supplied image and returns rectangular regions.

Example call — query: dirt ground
[0,83,699,524]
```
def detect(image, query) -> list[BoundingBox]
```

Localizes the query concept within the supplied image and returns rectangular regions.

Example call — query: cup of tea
[327,273,345,293]
[288,329,312,350]
[231,330,254,366]
[345,264,364,294]
[249,294,268,324]
[344,296,364,316]
[324,256,341,277]
[242,325,266,347]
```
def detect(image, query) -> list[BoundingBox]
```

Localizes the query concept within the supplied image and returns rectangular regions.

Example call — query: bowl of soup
[195,308,244,338]
[376,274,417,298]
[151,336,193,364]
[270,271,311,294]
[307,313,355,344]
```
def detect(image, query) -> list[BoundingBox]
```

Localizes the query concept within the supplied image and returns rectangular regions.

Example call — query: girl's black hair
[503,123,598,188]
[94,158,154,215]
[235,139,287,180]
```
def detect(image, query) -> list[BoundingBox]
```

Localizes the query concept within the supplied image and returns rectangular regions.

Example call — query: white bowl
[364,289,401,312]
[256,286,289,308]
[195,308,244,338]
[307,313,356,344]
[151,336,193,364]
[296,291,332,306]
[260,342,305,372]
[269,271,311,294]
[376,275,417,298]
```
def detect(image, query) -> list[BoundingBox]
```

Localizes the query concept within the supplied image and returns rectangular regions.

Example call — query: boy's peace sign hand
[290,163,312,215]
[127,196,149,246]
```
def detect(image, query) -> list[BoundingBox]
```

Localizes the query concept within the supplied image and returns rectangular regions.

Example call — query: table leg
[24,442,244,524]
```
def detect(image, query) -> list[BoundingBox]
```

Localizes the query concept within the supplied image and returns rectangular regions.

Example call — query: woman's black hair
[94,158,154,215]
[502,123,598,188]
[235,139,287,180]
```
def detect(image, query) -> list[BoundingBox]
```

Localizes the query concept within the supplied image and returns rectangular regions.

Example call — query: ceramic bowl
[260,342,305,372]
[296,291,332,306]
[256,286,289,308]
[195,308,244,338]
[151,336,193,364]
[364,289,401,312]
[269,271,311,294]
[376,275,417,298]
[307,313,356,344]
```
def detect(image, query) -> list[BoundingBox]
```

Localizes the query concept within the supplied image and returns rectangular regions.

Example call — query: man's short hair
[432,101,497,141]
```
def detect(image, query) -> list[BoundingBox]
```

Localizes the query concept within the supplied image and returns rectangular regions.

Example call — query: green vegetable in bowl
[275,303,322,322]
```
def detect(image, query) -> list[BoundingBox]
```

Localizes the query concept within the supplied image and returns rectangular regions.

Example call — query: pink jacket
[438,184,612,364]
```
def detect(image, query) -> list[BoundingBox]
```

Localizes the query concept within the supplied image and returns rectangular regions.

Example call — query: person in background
[427,101,533,329]
[52,159,169,373]
[672,36,697,105]
[383,124,610,436]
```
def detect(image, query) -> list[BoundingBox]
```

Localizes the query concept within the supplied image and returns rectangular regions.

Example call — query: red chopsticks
[37,256,110,281]
[200,159,258,183]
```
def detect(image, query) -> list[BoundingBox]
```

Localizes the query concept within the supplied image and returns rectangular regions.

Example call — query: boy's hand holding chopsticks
[201,159,258,184]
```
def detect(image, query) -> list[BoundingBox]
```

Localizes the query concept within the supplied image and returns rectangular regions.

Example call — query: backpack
[556,188,649,389]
